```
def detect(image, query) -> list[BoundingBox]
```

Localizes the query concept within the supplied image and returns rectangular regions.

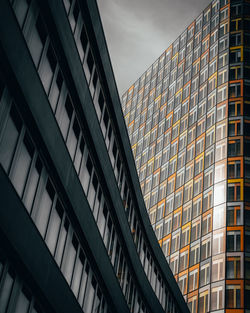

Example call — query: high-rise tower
[122,0,250,312]
[0,0,188,313]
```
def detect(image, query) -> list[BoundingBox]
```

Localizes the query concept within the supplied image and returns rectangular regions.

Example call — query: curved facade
[122,0,250,312]
[0,0,188,313]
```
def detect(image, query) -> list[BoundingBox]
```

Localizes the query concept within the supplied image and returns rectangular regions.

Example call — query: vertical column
[226,0,245,312]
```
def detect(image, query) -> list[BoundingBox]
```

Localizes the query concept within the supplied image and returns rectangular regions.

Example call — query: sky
[97,0,211,96]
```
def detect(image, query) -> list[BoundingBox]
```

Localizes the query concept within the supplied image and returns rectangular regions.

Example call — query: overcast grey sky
[97,0,211,95]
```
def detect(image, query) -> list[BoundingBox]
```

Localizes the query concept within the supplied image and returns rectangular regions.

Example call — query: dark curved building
[0,0,188,313]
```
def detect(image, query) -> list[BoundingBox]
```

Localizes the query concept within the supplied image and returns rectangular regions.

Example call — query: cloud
[97,0,211,95]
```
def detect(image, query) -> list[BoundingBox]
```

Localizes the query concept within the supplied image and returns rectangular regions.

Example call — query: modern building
[122,0,250,312]
[0,1,189,313]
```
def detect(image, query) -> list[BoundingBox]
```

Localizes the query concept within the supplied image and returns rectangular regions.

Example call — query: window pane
[14,0,30,27]
[74,137,85,174]
[23,158,42,213]
[63,235,78,284]
[46,201,63,255]
[71,252,84,297]
[83,276,96,313]
[0,108,21,172]
[28,16,47,67]
[0,271,14,312]
[67,118,80,160]
[92,289,102,313]
[14,289,30,313]
[55,218,69,266]
[49,70,63,111]
[60,96,73,140]
[40,44,56,94]
[78,263,89,306]
[11,135,34,197]
[34,180,54,237]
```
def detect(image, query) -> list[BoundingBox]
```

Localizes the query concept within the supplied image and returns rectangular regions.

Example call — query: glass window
[204,167,213,190]
[45,201,64,255]
[171,231,180,253]
[162,237,170,257]
[0,270,14,312]
[193,196,202,218]
[213,204,226,230]
[216,121,227,141]
[227,256,241,279]
[200,262,210,287]
[195,15,202,33]
[220,6,228,20]
[92,287,102,313]
[230,65,242,80]
[228,160,241,179]
[182,202,191,224]
[178,274,187,295]
[83,275,97,312]
[219,35,229,52]
[214,181,226,206]
[212,230,225,255]
[217,102,226,122]
[227,205,242,226]
[228,139,241,157]
[201,236,211,260]
[169,254,179,275]
[218,67,228,85]
[181,226,190,248]
[226,285,241,308]
[11,134,34,197]
[39,43,57,94]
[189,243,200,266]
[14,288,31,313]
[163,216,172,236]
[0,106,22,173]
[185,162,194,183]
[188,269,198,292]
[217,84,228,103]
[202,213,212,236]
[205,147,214,168]
[28,15,47,67]
[86,50,94,74]
[199,289,209,313]
[188,295,198,313]
[74,137,85,175]
[63,234,78,285]
[230,49,242,63]
[203,187,213,212]
[49,70,63,112]
[211,284,223,311]
[231,3,243,17]
[13,0,30,27]
[229,83,241,98]
[227,230,241,252]
[195,155,204,176]
[60,95,73,140]
[78,25,89,62]
[55,217,69,266]
[34,179,55,237]
[212,255,225,281]
[227,182,241,202]
[194,175,202,196]
[218,51,228,68]
[220,0,228,8]
[230,18,242,32]
[214,159,226,183]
